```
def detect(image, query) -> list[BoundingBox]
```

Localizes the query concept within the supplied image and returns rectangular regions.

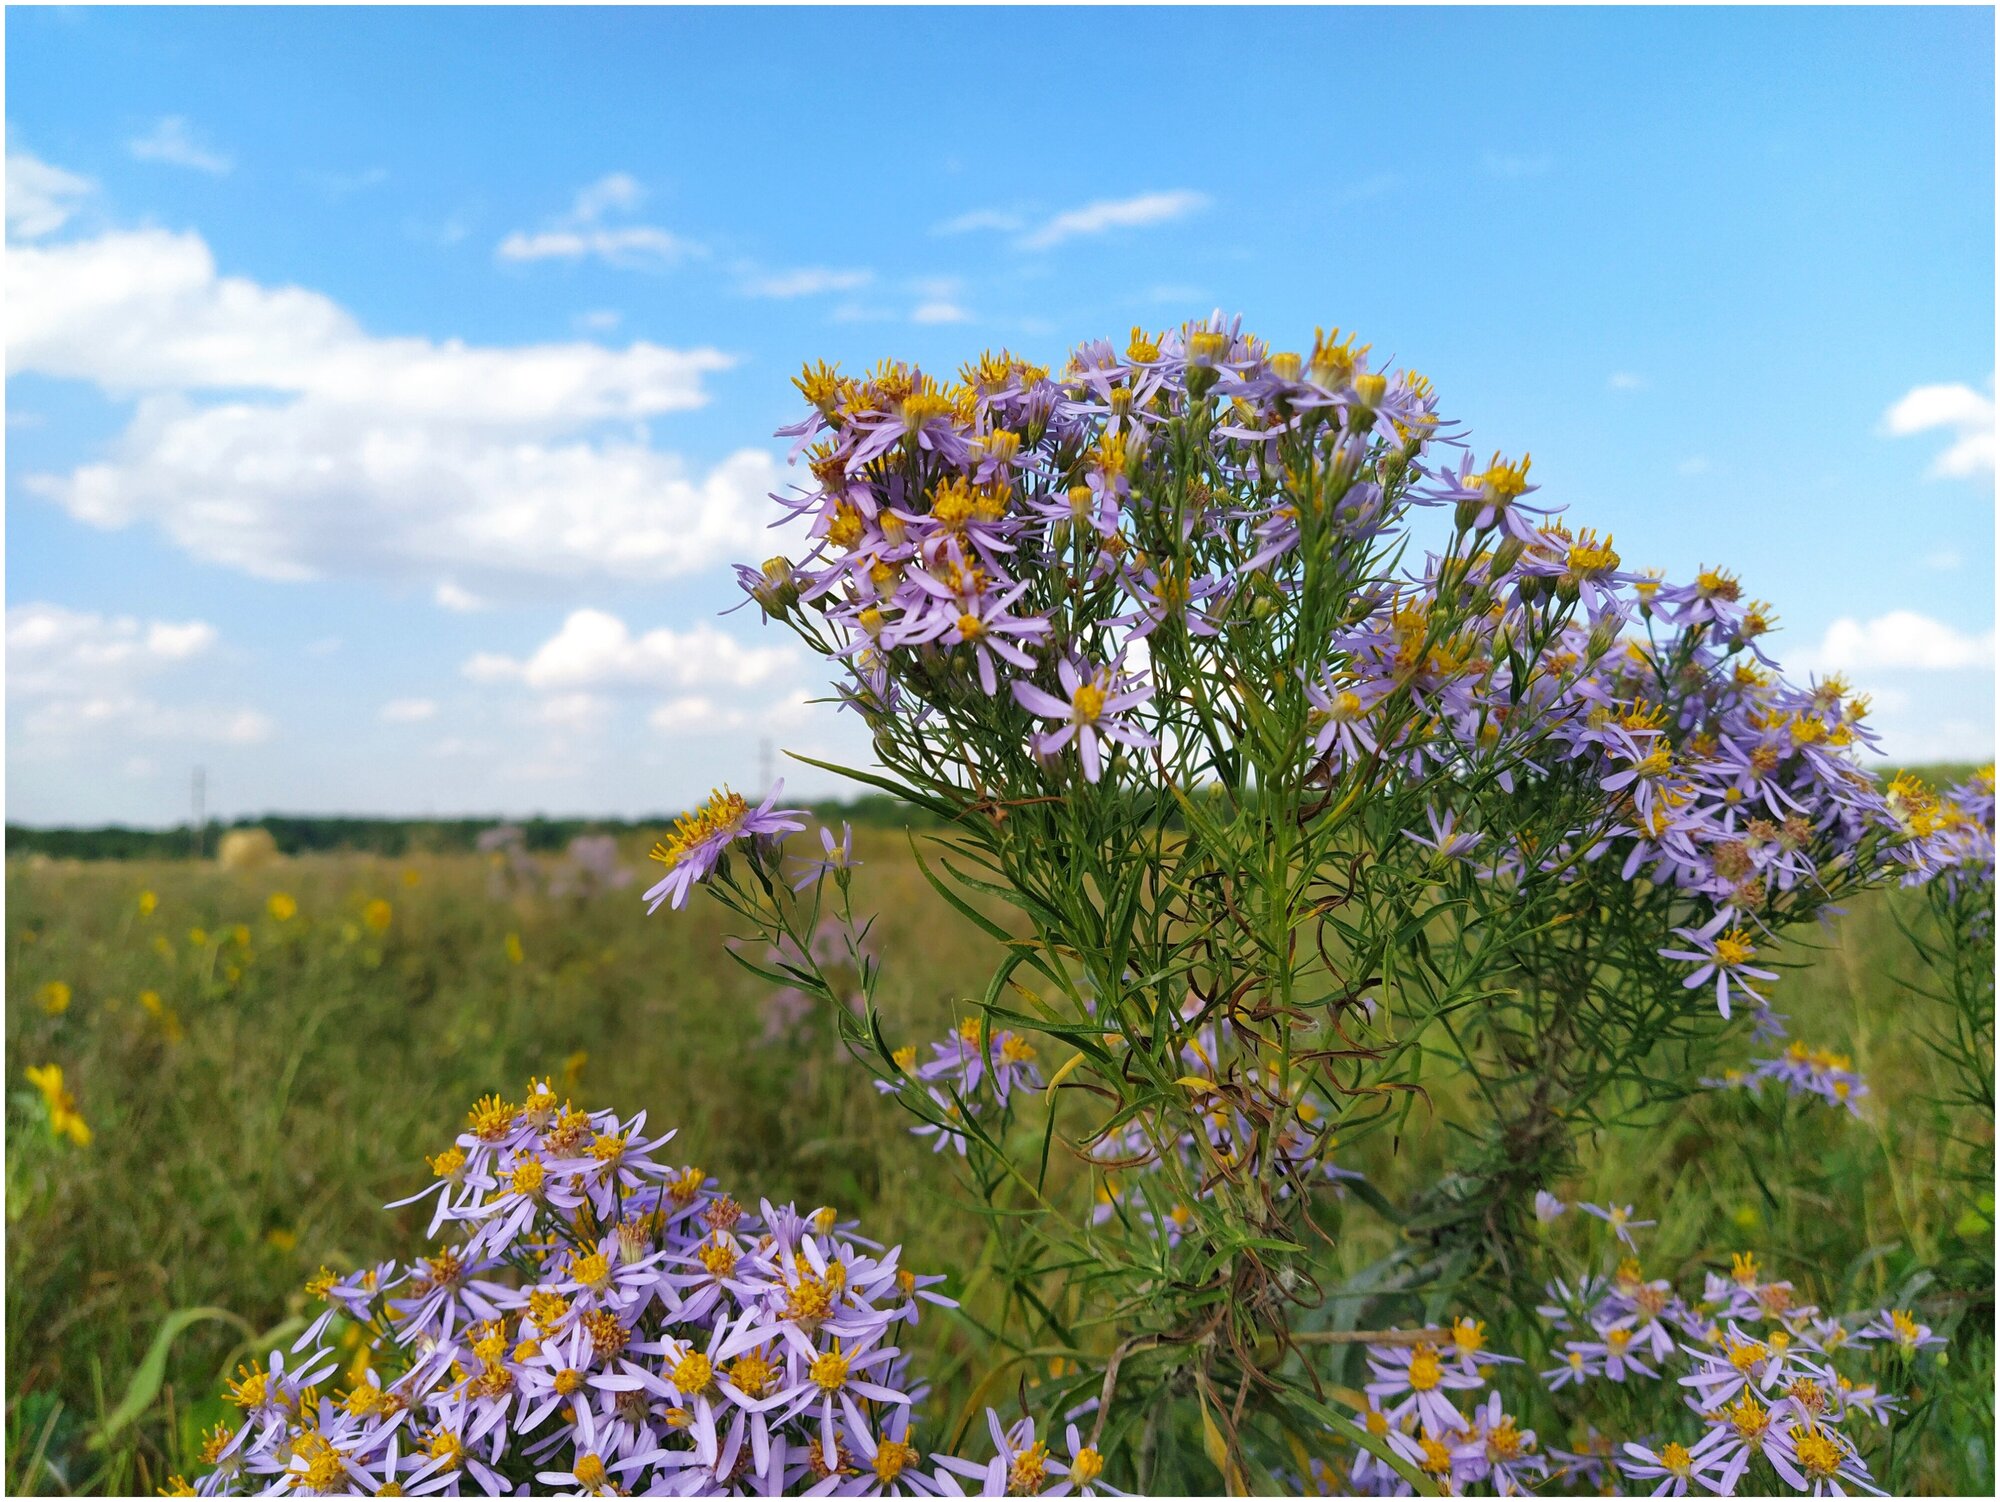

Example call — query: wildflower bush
[112,319,1992,1496]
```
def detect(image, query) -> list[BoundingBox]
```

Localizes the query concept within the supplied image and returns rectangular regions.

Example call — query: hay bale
[216,828,280,870]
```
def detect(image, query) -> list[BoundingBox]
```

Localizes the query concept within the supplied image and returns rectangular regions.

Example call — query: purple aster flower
[1406,806,1484,864]
[1579,1200,1656,1250]
[791,822,862,892]
[1011,657,1156,783]
[1450,1393,1547,1496]
[643,782,808,913]
[1766,1419,1885,1497]
[1619,1439,1721,1497]
[1364,1340,1484,1433]
[1856,1307,1947,1356]
[1660,910,1778,1019]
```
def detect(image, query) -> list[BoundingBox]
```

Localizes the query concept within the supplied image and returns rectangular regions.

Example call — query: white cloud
[435,581,489,613]
[380,697,438,723]
[11,227,777,595]
[6,603,270,747]
[739,266,873,298]
[1882,381,1995,478]
[649,694,744,734]
[7,150,94,239]
[934,208,1025,236]
[1677,456,1711,476]
[127,116,233,175]
[574,309,622,332]
[1608,372,1646,391]
[911,300,971,325]
[1925,548,1962,571]
[571,172,644,221]
[534,692,612,729]
[496,172,698,269]
[1018,190,1209,250]
[497,225,696,267]
[1804,610,1995,673]
[464,609,793,693]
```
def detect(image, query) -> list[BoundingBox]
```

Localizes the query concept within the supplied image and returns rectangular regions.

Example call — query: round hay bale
[216,828,280,870]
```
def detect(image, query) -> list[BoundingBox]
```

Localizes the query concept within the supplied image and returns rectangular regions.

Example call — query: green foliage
[6,844,1990,1495]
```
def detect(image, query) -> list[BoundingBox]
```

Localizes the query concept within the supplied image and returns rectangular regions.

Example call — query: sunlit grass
[5,836,1991,1494]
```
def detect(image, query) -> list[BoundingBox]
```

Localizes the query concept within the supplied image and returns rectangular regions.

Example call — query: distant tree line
[5,767,1979,863]
[5,794,936,863]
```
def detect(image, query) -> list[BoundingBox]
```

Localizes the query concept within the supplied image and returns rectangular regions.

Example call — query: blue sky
[7,5,1994,826]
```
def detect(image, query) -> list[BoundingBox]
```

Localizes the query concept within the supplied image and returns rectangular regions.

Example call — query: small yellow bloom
[265,1227,299,1253]
[505,932,525,965]
[401,867,422,888]
[137,890,158,917]
[37,981,72,1016]
[139,990,185,1044]
[562,1050,588,1090]
[267,892,298,922]
[362,899,393,933]
[25,1063,91,1148]
[188,927,209,948]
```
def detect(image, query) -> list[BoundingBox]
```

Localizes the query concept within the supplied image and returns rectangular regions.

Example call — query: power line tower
[191,766,207,860]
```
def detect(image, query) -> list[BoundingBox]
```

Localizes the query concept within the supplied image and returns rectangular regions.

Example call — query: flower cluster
[733,322,1954,1022]
[1919,764,1995,905]
[172,1084,1117,1497]
[875,1017,1045,1158]
[1308,1204,1942,1497]
[1706,1042,1870,1115]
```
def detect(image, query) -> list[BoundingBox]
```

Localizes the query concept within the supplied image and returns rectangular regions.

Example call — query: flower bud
[754,556,799,619]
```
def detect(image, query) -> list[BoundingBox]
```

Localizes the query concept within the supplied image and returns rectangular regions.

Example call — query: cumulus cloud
[127,116,234,175]
[1882,381,1995,478]
[649,695,744,734]
[6,603,270,747]
[464,609,793,693]
[7,150,94,239]
[379,697,438,723]
[10,224,778,596]
[1803,610,1995,674]
[496,172,699,269]
[1017,190,1209,250]
[434,581,489,613]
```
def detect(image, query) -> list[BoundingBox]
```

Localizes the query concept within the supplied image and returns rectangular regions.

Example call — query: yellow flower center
[809,1344,850,1392]
[1008,1440,1050,1494]
[672,1351,715,1395]
[1406,1344,1443,1392]
[875,1440,920,1484]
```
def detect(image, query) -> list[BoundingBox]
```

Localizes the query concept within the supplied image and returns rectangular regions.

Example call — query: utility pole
[191,766,207,860]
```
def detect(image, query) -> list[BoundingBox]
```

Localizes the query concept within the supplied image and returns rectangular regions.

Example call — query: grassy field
[5,831,1992,1495]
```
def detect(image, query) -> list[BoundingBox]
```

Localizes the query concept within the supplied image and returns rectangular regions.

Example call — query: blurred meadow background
[6,795,1992,1494]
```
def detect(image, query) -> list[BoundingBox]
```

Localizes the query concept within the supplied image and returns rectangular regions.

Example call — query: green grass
[5,835,1992,1494]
